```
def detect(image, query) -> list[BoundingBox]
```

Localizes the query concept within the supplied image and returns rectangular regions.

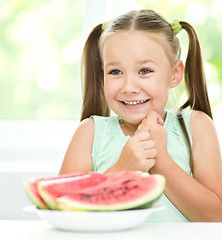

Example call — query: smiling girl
[59,9,222,222]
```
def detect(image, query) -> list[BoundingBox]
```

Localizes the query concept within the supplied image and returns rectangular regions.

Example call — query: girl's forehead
[101,30,174,64]
[102,30,168,50]
[103,31,169,53]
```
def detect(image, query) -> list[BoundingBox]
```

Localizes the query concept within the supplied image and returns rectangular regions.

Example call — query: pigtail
[80,24,110,121]
[177,21,213,173]
[179,21,213,119]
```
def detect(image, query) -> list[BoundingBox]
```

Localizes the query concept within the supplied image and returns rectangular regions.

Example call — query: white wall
[0,120,77,219]
[82,0,137,36]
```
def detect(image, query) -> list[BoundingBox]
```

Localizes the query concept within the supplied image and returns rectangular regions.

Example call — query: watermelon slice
[37,171,165,211]
[24,173,83,209]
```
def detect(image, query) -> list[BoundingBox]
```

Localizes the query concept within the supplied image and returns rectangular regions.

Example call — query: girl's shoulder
[166,109,214,136]
[76,115,118,133]
[59,117,95,174]
[71,117,95,148]
[91,115,119,123]
[79,115,122,139]
[165,109,193,130]
[190,110,215,137]
[77,117,95,134]
[90,115,120,133]
[190,109,212,123]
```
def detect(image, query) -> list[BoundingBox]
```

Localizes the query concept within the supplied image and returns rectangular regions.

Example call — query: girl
[59,9,222,222]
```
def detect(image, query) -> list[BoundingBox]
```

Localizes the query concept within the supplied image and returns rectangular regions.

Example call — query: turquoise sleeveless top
[91,110,193,222]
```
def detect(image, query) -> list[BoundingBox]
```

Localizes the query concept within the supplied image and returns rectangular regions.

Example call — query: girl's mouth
[122,99,149,106]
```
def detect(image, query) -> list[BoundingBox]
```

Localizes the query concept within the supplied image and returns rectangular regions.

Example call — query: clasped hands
[117,111,168,172]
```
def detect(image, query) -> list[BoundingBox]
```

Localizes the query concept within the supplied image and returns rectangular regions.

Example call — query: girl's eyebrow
[104,59,158,69]
[104,62,119,68]
[137,59,157,65]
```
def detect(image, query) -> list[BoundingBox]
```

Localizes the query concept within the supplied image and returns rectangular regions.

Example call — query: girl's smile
[102,30,181,127]
[121,99,150,107]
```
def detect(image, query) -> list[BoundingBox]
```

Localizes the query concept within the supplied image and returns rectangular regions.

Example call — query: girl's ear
[170,60,184,88]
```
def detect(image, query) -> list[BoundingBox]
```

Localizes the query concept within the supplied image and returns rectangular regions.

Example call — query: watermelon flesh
[37,172,106,210]
[24,173,84,209]
[37,171,165,211]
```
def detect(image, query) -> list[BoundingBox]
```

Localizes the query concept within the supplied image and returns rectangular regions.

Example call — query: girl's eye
[109,69,122,75]
[139,68,152,75]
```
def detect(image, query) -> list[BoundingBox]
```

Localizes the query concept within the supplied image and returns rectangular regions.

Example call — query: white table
[1,220,222,240]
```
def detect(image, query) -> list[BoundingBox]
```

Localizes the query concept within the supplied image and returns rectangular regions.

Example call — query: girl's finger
[144,158,156,171]
[140,139,155,149]
[145,148,157,159]
[134,128,151,141]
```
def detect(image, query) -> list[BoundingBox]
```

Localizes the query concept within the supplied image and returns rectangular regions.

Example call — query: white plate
[24,205,164,232]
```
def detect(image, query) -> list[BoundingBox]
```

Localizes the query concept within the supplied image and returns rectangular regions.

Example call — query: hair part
[99,10,181,64]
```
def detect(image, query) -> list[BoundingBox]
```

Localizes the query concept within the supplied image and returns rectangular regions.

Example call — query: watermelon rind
[55,174,166,211]
[24,181,49,209]
[37,183,60,210]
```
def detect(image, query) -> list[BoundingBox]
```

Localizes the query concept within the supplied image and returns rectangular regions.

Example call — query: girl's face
[102,30,182,127]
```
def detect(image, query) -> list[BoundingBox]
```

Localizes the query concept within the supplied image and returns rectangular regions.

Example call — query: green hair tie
[170,19,182,35]
[102,19,113,30]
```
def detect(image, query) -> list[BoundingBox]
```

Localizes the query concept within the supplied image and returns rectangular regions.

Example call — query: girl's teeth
[123,100,146,105]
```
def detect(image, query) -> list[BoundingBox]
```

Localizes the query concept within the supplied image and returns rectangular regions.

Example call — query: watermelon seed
[80,193,92,199]
[122,179,132,184]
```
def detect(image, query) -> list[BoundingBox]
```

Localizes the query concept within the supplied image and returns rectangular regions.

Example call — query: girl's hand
[136,110,164,133]
[137,111,169,163]
[113,128,157,172]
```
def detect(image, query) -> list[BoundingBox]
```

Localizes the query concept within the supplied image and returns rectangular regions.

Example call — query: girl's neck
[119,119,138,137]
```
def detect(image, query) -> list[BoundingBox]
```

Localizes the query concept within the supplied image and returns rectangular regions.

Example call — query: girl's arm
[150,110,222,221]
[59,118,94,174]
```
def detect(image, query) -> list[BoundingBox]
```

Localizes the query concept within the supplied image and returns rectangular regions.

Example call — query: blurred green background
[0,0,221,120]
[0,0,83,120]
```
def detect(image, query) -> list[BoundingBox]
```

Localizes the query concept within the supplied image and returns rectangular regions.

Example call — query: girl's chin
[112,109,149,124]
[121,116,146,126]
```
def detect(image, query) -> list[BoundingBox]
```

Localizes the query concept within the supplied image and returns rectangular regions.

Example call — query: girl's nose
[121,75,140,93]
